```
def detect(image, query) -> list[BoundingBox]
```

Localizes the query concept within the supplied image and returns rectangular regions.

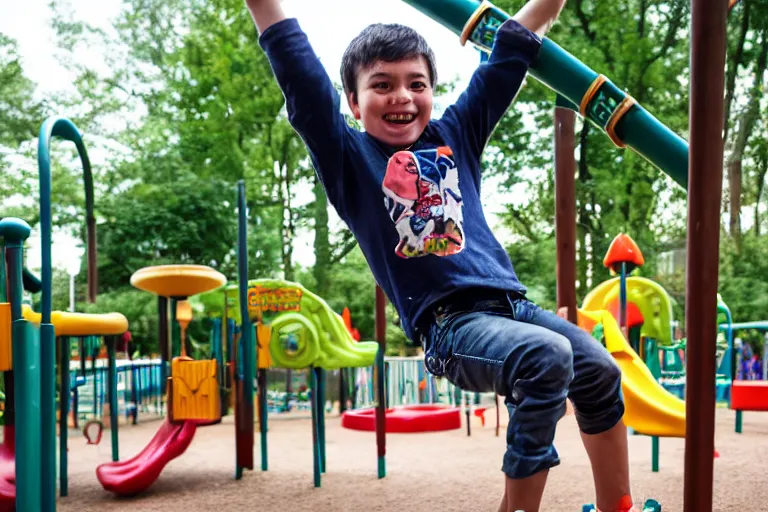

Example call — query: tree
[96,172,238,290]
[487,0,691,301]
[0,33,45,219]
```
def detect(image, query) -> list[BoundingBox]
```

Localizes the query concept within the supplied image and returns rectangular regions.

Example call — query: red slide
[96,419,197,496]
[0,426,16,512]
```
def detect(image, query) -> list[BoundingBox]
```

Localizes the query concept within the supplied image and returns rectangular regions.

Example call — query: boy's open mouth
[384,113,416,125]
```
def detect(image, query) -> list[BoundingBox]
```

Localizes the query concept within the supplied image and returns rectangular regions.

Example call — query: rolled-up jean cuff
[575,400,626,435]
[502,446,561,479]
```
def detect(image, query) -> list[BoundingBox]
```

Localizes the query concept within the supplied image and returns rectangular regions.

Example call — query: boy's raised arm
[512,0,567,37]
[245,0,287,34]
[437,0,566,165]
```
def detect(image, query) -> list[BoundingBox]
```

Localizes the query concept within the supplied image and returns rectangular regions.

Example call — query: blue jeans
[419,288,624,479]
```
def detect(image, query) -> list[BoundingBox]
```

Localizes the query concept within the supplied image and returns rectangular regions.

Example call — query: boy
[246,1,635,510]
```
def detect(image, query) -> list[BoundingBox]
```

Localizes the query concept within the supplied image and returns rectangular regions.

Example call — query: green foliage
[79,287,159,355]
[4,0,766,358]
[486,0,694,303]
[96,172,238,291]
[719,234,768,322]
[0,33,45,220]
[0,34,43,148]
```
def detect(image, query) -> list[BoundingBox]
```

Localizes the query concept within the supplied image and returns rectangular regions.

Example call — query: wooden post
[684,0,728,509]
[554,98,578,325]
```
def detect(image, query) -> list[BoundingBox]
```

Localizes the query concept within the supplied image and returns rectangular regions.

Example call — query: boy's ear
[347,92,361,120]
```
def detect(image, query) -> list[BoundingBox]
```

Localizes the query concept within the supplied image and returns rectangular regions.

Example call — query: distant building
[657,248,686,276]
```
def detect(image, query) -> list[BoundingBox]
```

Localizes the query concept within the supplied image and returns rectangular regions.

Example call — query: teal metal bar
[60,335,71,496]
[0,244,6,302]
[41,323,56,510]
[107,336,119,461]
[376,346,386,479]
[12,321,42,512]
[38,116,96,510]
[1,218,42,512]
[318,368,326,473]
[258,366,268,471]
[652,436,659,472]
[400,0,689,189]
[22,268,42,293]
[735,410,743,433]
[235,181,255,476]
[310,366,321,487]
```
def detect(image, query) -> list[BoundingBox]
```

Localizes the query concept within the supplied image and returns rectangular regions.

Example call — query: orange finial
[603,233,645,272]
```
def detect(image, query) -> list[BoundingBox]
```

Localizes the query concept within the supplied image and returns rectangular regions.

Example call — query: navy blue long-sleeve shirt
[260,18,542,341]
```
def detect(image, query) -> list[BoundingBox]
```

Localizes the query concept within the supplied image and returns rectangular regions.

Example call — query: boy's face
[348,56,433,149]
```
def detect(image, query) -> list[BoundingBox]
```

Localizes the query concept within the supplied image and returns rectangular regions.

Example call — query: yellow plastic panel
[21,305,128,336]
[0,303,12,371]
[171,358,220,422]
[131,265,226,298]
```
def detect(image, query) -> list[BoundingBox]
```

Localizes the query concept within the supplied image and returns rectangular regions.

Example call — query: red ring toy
[341,404,461,433]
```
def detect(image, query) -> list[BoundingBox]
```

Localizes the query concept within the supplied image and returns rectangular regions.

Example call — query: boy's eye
[373,82,389,90]
[411,81,427,90]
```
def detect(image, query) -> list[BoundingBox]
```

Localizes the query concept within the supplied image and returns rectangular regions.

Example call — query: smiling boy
[246,1,637,511]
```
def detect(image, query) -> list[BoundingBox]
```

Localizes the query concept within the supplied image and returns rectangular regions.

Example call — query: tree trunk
[279,142,296,281]
[576,122,591,297]
[727,35,767,251]
[312,175,331,297]
[723,2,750,143]
[728,159,743,246]
[755,155,768,237]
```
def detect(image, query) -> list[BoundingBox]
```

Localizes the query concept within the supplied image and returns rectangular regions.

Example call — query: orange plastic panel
[256,323,272,369]
[171,358,220,421]
[0,303,11,371]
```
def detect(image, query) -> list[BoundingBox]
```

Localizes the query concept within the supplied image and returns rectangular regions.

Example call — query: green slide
[225,279,379,370]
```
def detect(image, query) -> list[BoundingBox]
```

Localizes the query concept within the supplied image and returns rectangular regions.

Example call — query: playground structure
[0,117,131,510]
[722,321,768,432]
[219,182,380,486]
[0,0,734,508]
[95,263,229,496]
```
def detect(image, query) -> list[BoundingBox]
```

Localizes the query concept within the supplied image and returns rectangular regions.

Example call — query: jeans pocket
[508,293,540,323]
[424,321,454,377]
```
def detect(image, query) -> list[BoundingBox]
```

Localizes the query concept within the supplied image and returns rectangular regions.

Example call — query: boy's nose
[389,87,413,104]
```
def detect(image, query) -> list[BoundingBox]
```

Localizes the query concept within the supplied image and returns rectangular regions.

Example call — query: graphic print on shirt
[382,146,464,258]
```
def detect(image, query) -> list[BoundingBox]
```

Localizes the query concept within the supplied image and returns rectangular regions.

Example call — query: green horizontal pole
[401,0,688,189]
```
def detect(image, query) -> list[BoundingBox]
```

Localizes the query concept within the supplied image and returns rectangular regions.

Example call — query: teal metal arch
[36,116,97,511]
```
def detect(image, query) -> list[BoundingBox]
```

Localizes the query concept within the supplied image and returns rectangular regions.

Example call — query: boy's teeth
[386,114,414,121]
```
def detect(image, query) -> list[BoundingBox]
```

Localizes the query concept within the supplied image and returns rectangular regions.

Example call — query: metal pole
[554,98,578,325]
[375,285,387,478]
[107,336,119,461]
[1,218,41,512]
[60,335,71,496]
[684,0,728,508]
[236,180,255,476]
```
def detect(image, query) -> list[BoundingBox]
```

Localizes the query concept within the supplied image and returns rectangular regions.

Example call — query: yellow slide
[578,309,685,437]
